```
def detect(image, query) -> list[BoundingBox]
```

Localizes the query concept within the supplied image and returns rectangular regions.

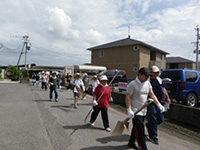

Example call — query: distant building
[87,36,169,79]
[166,56,196,69]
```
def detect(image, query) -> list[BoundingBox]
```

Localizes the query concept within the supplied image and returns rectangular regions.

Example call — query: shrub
[7,65,21,81]
[21,69,29,80]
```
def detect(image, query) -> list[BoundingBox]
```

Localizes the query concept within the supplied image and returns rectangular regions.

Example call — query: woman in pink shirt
[89,75,112,132]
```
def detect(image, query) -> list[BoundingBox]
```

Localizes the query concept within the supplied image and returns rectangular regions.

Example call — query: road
[0,82,199,150]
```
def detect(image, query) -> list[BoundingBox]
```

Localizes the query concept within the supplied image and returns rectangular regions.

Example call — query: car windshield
[98,70,107,76]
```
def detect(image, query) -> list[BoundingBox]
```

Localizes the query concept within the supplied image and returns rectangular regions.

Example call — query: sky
[0,0,200,67]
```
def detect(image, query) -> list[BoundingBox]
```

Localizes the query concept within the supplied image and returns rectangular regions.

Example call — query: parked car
[98,69,127,85]
[160,69,200,107]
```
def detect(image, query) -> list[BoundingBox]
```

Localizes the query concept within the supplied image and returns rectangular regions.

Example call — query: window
[160,71,180,81]
[99,50,104,57]
[170,63,178,69]
[185,72,197,82]
[161,54,165,60]
[150,51,156,60]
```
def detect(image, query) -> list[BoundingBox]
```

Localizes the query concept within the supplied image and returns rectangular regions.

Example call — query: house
[87,36,169,79]
[166,57,196,69]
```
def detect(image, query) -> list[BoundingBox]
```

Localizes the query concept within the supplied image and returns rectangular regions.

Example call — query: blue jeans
[146,103,164,140]
[49,88,58,100]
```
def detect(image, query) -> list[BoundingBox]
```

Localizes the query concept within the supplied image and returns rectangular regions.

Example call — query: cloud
[46,7,80,40]
[85,29,105,46]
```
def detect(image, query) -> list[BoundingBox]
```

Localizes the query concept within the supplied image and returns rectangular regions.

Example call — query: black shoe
[127,143,139,149]
[149,138,159,145]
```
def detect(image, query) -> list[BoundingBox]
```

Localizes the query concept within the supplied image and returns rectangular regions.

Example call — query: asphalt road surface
[0,82,199,150]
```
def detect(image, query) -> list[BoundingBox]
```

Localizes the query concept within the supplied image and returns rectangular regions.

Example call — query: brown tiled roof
[87,37,169,54]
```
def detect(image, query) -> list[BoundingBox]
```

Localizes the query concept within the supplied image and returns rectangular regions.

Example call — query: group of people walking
[33,66,170,150]
[32,71,61,102]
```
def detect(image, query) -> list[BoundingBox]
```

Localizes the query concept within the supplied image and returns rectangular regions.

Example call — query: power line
[31,42,90,57]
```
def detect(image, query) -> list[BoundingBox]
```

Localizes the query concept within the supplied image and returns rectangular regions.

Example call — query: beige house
[166,57,196,69]
[87,36,169,79]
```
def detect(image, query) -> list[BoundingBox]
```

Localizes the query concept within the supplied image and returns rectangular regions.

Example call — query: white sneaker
[55,99,59,102]
[89,122,95,126]
[105,127,111,132]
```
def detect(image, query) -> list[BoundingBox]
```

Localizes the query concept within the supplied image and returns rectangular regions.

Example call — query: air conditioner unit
[133,45,140,50]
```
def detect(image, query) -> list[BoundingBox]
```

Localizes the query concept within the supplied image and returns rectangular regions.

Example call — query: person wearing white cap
[89,75,112,132]
[88,75,100,94]
[146,65,171,145]
[49,71,60,102]
[73,73,85,109]
[126,67,165,150]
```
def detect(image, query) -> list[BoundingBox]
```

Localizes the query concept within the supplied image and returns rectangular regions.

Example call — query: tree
[21,69,29,80]
[7,65,21,81]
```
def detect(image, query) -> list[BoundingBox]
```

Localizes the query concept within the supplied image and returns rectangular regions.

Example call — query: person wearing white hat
[73,73,85,109]
[49,72,60,102]
[89,75,112,132]
[126,67,165,150]
[146,65,171,145]
[88,75,100,94]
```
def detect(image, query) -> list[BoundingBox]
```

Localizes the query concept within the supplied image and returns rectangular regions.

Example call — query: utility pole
[16,35,30,69]
[194,25,200,70]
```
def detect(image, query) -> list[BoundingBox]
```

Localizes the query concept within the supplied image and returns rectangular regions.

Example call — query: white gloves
[164,102,170,111]
[93,100,98,106]
[109,97,113,102]
[157,103,165,113]
[127,108,135,119]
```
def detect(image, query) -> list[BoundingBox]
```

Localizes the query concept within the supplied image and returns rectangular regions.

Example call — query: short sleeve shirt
[126,78,152,116]
[73,79,84,93]
[94,84,110,108]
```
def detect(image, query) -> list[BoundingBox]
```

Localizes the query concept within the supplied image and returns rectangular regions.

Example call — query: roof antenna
[128,26,130,38]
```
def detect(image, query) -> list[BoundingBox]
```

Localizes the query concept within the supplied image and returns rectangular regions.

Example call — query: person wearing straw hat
[89,75,112,132]
[125,67,165,150]
[73,73,85,109]
[146,65,171,145]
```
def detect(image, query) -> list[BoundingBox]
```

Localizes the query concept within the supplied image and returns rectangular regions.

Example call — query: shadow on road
[63,124,104,135]
[80,135,130,150]
[80,144,130,150]
[96,134,129,143]
[32,99,52,102]
[51,105,75,113]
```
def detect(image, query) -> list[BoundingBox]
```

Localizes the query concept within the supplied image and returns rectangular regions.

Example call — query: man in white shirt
[126,67,165,150]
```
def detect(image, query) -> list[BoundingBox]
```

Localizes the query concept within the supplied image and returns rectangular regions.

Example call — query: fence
[111,92,200,128]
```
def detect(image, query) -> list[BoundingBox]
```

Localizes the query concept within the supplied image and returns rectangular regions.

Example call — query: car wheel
[185,93,197,107]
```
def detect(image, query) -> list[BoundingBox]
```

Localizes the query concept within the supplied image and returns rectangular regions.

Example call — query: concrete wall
[111,92,200,128]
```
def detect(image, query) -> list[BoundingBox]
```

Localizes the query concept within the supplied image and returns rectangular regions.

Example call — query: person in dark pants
[146,65,171,145]
[41,72,47,91]
[89,75,112,132]
[49,72,60,102]
[125,67,165,150]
